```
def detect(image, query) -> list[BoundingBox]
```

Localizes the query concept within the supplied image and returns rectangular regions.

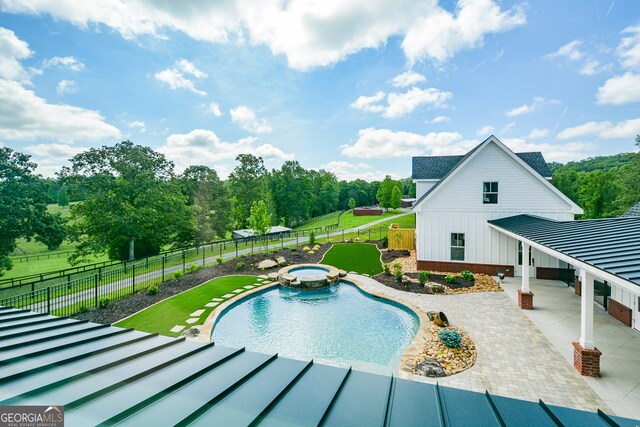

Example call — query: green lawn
[321,243,383,275]
[367,213,415,229]
[115,275,260,337]
[336,210,402,229]
[294,211,342,231]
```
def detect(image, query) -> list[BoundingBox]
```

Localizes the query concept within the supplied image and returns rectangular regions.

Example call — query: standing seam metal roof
[0,306,637,426]
[489,214,640,286]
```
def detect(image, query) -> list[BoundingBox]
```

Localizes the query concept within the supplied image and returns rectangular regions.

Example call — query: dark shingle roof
[412,151,551,180]
[622,202,640,217]
[1,306,637,425]
[489,214,640,286]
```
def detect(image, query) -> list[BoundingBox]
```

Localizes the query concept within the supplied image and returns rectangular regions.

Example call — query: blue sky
[0,0,639,180]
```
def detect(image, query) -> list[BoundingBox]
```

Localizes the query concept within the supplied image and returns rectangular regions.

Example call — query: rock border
[412,325,477,378]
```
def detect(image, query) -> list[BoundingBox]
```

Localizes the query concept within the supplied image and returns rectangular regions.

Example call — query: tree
[376,175,396,210]
[579,170,620,218]
[247,200,272,237]
[348,197,356,210]
[62,141,194,262]
[269,160,313,226]
[229,154,268,229]
[57,185,69,206]
[0,148,65,275]
[390,185,402,210]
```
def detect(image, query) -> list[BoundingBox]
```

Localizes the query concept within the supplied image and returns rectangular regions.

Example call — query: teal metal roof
[0,306,637,426]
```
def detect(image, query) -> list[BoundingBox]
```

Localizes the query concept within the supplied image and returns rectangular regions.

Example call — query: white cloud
[502,137,595,163]
[320,160,399,181]
[527,128,549,139]
[0,26,31,80]
[127,120,146,132]
[341,128,466,158]
[42,56,85,72]
[618,24,640,71]
[351,87,451,118]
[596,72,640,105]
[0,1,525,70]
[209,102,222,117]
[157,128,293,173]
[545,40,583,61]
[154,59,207,96]
[431,115,450,123]
[0,79,121,142]
[477,125,494,136]
[390,70,426,87]
[229,106,271,133]
[579,59,607,76]
[505,96,545,117]
[24,143,89,176]
[402,0,526,63]
[557,118,640,140]
[56,79,77,95]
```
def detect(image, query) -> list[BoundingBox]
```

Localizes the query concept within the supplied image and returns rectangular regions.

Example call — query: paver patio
[353,275,609,413]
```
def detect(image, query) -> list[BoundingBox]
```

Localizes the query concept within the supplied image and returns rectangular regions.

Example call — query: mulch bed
[73,244,331,325]
[379,248,411,263]
[373,271,501,295]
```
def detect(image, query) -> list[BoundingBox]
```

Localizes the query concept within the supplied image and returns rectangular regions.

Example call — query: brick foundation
[572,342,602,377]
[608,298,632,327]
[416,260,513,277]
[574,278,581,296]
[518,289,534,310]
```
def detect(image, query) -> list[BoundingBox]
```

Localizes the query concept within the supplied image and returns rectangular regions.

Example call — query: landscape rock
[413,359,446,377]
[425,283,445,294]
[257,259,278,270]
[338,270,347,277]
[427,311,449,327]
[275,256,287,266]
[267,272,279,280]
[182,327,200,337]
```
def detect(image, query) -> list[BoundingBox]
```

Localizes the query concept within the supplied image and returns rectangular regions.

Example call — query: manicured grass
[115,275,260,337]
[337,210,402,229]
[368,213,415,229]
[294,211,342,231]
[321,243,383,275]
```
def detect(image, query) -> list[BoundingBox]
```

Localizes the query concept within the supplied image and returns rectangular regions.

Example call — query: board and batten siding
[414,180,438,199]
[415,143,574,270]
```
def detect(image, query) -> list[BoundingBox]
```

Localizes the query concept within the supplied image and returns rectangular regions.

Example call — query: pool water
[211,282,419,374]
[289,266,329,277]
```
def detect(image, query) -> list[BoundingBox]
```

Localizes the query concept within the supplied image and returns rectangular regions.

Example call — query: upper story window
[483,182,498,204]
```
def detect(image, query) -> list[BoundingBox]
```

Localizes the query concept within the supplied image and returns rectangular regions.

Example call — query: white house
[412,135,583,278]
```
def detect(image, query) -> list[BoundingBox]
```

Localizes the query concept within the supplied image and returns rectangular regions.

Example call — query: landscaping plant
[98,297,111,309]
[147,285,159,295]
[392,262,403,282]
[173,270,184,279]
[216,257,223,264]
[418,270,431,285]
[309,230,316,246]
[235,262,245,270]
[444,274,456,284]
[438,330,462,348]
[383,263,392,275]
[460,270,474,281]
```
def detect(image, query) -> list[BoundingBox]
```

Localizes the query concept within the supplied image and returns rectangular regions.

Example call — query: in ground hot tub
[278,263,342,289]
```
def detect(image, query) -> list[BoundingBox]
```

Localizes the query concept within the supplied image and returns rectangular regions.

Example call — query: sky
[0,0,639,181]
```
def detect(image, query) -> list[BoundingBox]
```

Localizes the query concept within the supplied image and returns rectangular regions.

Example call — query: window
[451,233,465,261]
[483,182,498,204]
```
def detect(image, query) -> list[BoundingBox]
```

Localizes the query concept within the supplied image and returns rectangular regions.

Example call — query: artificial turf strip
[114,275,258,337]
[321,243,383,276]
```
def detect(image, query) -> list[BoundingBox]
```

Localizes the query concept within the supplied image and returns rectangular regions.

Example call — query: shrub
[302,246,311,251]
[313,244,320,250]
[309,230,316,246]
[290,248,297,252]
[391,262,403,282]
[438,330,462,348]
[173,270,184,279]
[98,297,111,309]
[383,263,392,275]
[418,271,431,285]
[235,262,245,271]
[147,285,159,295]
[78,305,89,314]
[185,264,202,274]
[381,235,388,248]
[216,257,223,264]
[308,250,315,254]
[444,274,456,284]
[460,270,474,281]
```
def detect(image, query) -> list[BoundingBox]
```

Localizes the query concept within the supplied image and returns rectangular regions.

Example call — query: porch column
[572,270,601,376]
[518,241,534,309]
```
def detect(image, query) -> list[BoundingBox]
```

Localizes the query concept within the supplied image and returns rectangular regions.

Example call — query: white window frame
[483,182,499,204]
[451,233,465,261]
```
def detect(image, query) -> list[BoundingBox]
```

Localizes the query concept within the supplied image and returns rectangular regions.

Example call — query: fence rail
[10,250,77,263]
[0,225,391,316]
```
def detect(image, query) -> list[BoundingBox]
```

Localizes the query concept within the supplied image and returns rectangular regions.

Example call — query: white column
[579,269,595,350]
[521,241,530,293]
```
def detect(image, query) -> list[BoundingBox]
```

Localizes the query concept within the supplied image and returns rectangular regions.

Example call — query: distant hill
[548,152,635,174]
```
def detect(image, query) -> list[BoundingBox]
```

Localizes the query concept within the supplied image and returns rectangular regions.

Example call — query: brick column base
[574,278,581,296]
[518,289,534,310]
[572,342,601,377]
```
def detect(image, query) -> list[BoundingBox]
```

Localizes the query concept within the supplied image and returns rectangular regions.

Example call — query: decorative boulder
[279,273,296,286]
[257,259,278,270]
[427,311,450,327]
[338,270,347,277]
[425,283,445,294]
[275,256,287,266]
[414,359,446,377]
[182,327,200,338]
[267,272,279,280]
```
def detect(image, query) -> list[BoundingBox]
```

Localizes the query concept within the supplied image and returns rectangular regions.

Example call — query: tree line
[0,141,414,275]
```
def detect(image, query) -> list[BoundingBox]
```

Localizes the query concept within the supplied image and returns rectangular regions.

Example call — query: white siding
[611,285,638,311]
[415,180,438,199]
[416,142,575,271]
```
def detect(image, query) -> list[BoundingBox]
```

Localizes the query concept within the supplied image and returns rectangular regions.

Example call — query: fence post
[296,233,299,246]
[132,265,136,293]
[162,257,165,282]
[94,274,98,307]
[202,246,206,266]
[182,251,186,272]
[47,287,50,313]
[281,233,284,248]
[235,241,238,258]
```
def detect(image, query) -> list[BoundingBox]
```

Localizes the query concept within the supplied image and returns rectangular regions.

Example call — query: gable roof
[0,306,636,426]
[412,136,583,214]
[622,202,640,217]
[413,151,551,180]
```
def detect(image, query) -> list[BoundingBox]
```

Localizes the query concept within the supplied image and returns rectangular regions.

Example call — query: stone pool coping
[278,262,340,279]
[191,274,431,378]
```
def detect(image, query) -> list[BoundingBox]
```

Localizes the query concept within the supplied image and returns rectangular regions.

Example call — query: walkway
[352,275,609,413]
[501,277,640,420]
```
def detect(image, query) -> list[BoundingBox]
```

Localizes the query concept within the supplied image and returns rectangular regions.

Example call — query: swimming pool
[288,266,330,278]
[211,281,419,374]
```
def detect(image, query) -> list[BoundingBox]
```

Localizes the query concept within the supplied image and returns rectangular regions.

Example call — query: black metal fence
[0,226,389,316]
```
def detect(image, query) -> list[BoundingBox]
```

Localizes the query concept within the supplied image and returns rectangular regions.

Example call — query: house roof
[489,214,640,286]
[622,202,640,217]
[412,151,551,180]
[0,306,636,426]
[233,226,292,238]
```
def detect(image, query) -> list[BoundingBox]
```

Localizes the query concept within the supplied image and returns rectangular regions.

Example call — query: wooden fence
[387,224,415,250]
